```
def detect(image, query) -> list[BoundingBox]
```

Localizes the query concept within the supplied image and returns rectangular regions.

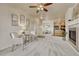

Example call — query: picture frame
[11,14,18,26]
[19,15,26,26]
[26,18,30,26]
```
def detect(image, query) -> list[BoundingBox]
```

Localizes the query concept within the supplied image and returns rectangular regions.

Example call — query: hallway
[1,36,79,56]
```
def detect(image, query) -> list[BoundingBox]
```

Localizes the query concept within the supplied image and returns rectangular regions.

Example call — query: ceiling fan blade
[43,8,48,12]
[44,3,52,6]
[29,6,37,8]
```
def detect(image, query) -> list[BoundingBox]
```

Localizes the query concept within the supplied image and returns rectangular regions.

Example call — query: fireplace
[69,28,76,45]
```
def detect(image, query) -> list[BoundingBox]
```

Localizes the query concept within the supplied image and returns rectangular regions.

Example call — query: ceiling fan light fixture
[41,8,44,10]
[37,7,43,11]
[37,8,44,10]
[37,7,40,10]
[39,5,43,8]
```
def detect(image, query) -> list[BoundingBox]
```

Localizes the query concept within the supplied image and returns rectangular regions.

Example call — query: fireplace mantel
[68,18,79,26]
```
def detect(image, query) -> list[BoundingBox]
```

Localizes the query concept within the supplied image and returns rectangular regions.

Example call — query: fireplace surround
[66,18,79,51]
[69,28,76,45]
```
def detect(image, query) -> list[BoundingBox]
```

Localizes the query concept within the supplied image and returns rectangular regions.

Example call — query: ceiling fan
[29,3,53,13]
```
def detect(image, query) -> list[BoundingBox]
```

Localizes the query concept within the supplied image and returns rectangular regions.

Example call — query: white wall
[0,4,28,50]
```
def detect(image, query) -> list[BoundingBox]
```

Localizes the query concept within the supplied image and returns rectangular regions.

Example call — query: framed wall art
[11,14,18,26]
[19,15,26,26]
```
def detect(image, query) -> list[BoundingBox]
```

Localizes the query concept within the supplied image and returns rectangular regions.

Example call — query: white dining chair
[10,32,23,51]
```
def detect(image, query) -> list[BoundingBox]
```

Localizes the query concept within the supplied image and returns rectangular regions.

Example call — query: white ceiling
[7,3,75,19]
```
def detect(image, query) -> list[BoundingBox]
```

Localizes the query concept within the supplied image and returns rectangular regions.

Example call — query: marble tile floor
[0,36,79,56]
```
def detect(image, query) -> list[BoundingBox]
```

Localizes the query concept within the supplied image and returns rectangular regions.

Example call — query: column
[76,26,79,51]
